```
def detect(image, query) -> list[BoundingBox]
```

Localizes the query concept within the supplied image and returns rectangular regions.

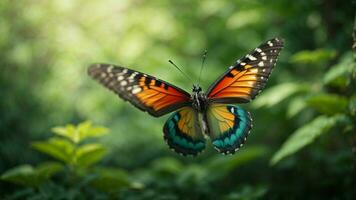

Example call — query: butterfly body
[191,85,208,113]
[88,38,284,156]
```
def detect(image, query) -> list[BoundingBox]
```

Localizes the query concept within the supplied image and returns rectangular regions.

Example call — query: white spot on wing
[107,65,113,73]
[230,107,235,113]
[132,87,142,94]
[258,61,264,67]
[120,81,127,86]
[129,72,138,79]
[118,76,124,81]
[256,48,262,53]
[262,56,267,60]
[267,41,273,46]
[246,54,257,61]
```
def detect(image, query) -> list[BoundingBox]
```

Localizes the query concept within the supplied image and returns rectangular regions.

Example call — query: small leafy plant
[1,121,137,198]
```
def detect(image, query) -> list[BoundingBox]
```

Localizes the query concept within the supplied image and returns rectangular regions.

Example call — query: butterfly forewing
[88,64,191,117]
[207,38,284,103]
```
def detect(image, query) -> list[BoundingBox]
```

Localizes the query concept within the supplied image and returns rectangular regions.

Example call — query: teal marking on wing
[209,105,252,154]
[163,108,206,156]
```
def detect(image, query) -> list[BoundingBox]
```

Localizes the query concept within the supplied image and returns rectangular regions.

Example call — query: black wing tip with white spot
[268,37,285,46]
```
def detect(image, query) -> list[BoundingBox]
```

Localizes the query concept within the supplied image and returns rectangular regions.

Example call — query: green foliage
[252,82,308,108]
[291,49,336,64]
[89,167,136,193]
[270,115,346,165]
[31,121,107,168]
[1,162,63,187]
[206,146,267,177]
[1,121,137,198]
[306,94,348,115]
[269,48,356,165]
[32,138,74,164]
[323,52,354,87]
[51,121,108,143]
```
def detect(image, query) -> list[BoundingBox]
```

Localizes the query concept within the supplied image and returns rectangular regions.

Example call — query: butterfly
[88,38,284,156]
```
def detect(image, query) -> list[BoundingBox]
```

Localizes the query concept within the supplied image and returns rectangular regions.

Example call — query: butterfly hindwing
[88,64,191,117]
[205,104,252,155]
[207,38,284,103]
[163,107,206,156]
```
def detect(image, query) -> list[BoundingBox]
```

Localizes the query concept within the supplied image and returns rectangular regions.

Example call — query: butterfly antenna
[198,49,208,86]
[168,60,194,84]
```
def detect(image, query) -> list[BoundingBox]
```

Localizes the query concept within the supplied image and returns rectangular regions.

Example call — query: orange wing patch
[177,108,194,134]
[136,76,190,112]
[208,65,258,101]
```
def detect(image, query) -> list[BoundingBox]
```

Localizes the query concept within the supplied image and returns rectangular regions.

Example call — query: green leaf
[287,96,307,118]
[75,144,107,167]
[323,52,353,87]
[271,115,344,165]
[1,165,37,186]
[52,121,108,143]
[32,138,75,163]
[80,126,108,141]
[306,94,348,115]
[35,162,64,180]
[291,49,336,64]
[252,83,308,108]
[52,124,77,141]
[1,162,63,187]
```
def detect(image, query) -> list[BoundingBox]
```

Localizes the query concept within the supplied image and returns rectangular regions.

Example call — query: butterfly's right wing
[205,104,252,155]
[206,38,284,103]
[163,106,206,156]
[88,64,191,117]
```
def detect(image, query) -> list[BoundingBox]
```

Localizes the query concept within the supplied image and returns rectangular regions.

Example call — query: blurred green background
[1,0,355,199]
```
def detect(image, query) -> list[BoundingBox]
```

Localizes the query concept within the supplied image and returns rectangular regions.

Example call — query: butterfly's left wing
[88,64,191,117]
[206,38,284,103]
[205,104,252,155]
